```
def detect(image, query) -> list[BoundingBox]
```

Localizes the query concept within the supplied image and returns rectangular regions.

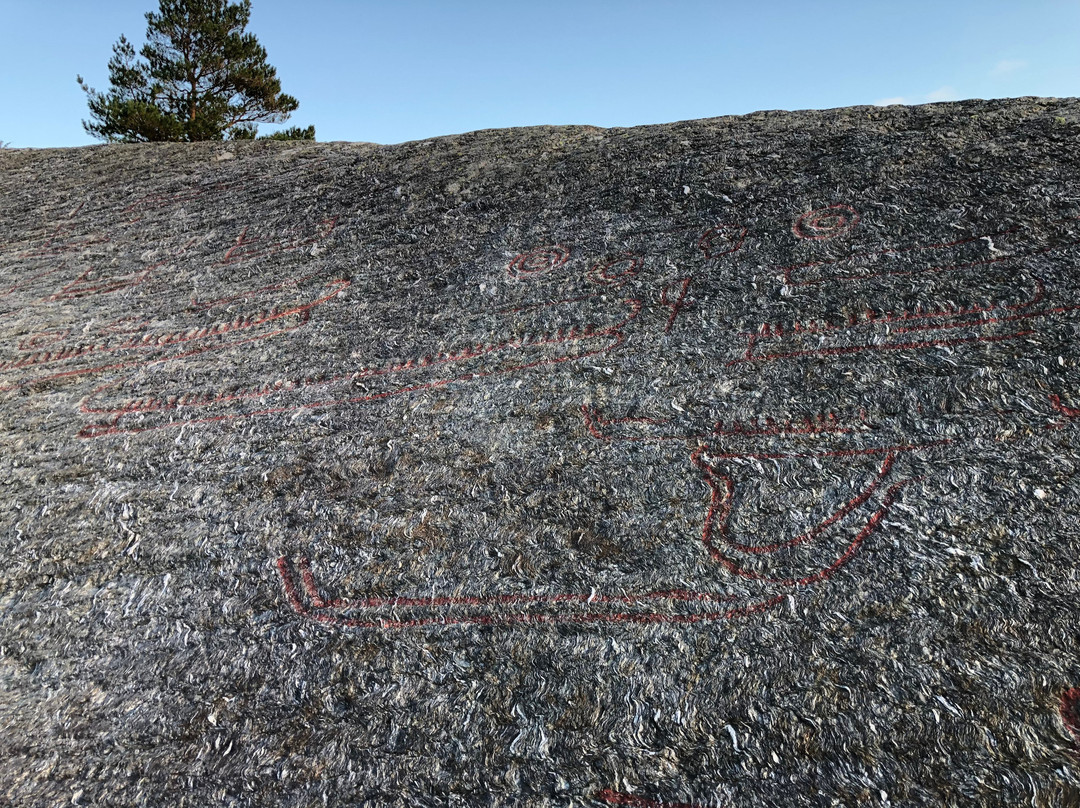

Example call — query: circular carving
[589,254,643,286]
[793,205,860,240]
[507,245,570,279]
[698,224,747,259]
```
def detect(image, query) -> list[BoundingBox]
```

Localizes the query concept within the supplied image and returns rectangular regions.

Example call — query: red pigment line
[80,297,643,427]
[217,217,337,266]
[692,451,896,556]
[782,226,1080,287]
[692,451,912,586]
[698,224,747,259]
[590,254,643,286]
[12,281,346,390]
[79,328,630,437]
[45,268,152,301]
[793,205,860,241]
[276,556,786,630]
[596,790,714,808]
[780,226,1022,285]
[15,233,111,260]
[729,328,1035,365]
[754,279,1046,338]
[1050,395,1080,419]
[2,305,305,373]
[660,277,693,333]
[1,265,65,298]
[40,317,307,396]
[506,245,571,279]
[580,408,708,444]
[89,300,641,416]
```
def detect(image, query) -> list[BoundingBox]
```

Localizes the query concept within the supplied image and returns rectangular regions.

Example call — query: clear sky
[2,0,1079,148]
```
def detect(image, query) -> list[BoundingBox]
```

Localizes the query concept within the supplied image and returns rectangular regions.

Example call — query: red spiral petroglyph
[506,245,570,279]
[793,205,860,240]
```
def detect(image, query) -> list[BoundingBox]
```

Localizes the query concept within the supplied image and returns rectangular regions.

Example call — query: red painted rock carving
[659,277,693,333]
[781,214,1080,286]
[698,224,747,258]
[276,555,786,629]
[216,217,337,266]
[792,204,860,240]
[507,245,571,279]
[730,278,1070,365]
[79,292,642,437]
[589,253,643,286]
[1,278,346,392]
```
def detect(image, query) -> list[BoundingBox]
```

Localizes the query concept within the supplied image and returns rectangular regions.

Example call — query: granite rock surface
[2,98,1080,807]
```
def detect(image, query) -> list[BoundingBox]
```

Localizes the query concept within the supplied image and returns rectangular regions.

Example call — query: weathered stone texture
[2,98,1080,806]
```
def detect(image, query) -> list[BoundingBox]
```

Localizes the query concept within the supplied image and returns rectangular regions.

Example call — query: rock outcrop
[2,98,1080,806]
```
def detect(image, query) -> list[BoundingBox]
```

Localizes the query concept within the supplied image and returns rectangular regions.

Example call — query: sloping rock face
[2,98,1080,806]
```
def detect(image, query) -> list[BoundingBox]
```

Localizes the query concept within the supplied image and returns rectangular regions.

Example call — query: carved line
[698,224,747,258]
[0,281,347,391]
[793,205,860,241]
[276,556,787,629]
[78,297,644,436]
[581,405,858,444]
[730,327,1036,366]
[589,254,643,286]
[780,217,1080,286]
[660,277,693,334]
[276,440,903,629]
[216,217,338,266]
[752,279,1046,339]
[692,451,900,568]
[507,245,571,279]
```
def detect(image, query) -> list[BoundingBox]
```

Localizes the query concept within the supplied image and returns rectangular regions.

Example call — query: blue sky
[2,0,1078,148]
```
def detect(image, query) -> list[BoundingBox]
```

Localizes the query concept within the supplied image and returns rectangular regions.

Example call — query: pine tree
[78,0,309,142]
